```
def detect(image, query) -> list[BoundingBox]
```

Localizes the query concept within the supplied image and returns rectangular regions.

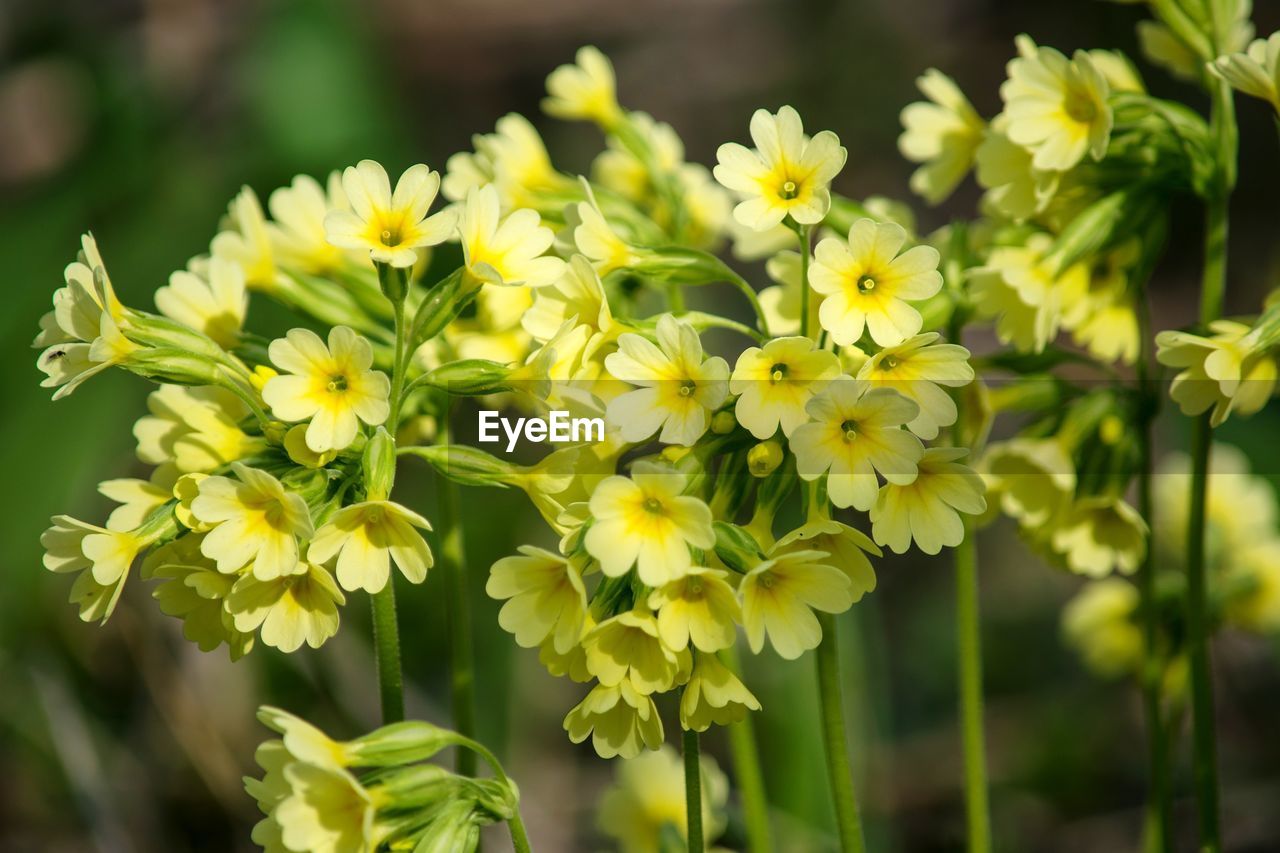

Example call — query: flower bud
[404,445,520,488]
[411,269,480,344]
[377,261,409,304]
[747,440,784,478]
[349,720,462,767]
[713,521,765,573]
[286,425,337,468]
[121,349,226,386]
[710,410,737,434]
[420,359,521,396]
[363,427,397,500]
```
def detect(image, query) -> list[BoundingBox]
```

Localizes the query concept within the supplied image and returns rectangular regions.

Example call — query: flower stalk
[815,612,867,853]
[682,726,704,853]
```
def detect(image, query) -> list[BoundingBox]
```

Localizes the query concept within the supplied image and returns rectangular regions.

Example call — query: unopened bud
[747,440,784,477]
[711,410,737,434]
[363,427,397,500]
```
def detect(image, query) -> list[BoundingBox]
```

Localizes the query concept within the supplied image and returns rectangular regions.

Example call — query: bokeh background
[3,0,1280,850]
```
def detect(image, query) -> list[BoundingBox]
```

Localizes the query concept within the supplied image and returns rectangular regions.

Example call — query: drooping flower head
[899,69,986,204]
[308,501,433,594]
[871,447,987,555]
[740,549,854,659]
[543,46,624,129]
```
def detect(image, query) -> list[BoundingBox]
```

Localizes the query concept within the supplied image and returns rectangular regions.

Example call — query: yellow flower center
[858,276,877,293]
[366,506,383,523]
[643,496,665,515]
[1064,89,1097,124]
[769,363,788,383]
[840,419,858,442]
[327,374,350,393]
[758,570,777,589]
[686,576,704,596]
[779,179,799,200]
[880,355,898,370]
[678,380,697,397]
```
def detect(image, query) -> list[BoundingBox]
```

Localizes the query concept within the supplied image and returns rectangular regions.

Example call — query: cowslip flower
[486,545,588,654]
[522,254,623,352]
[582,609,687,695]
[870,448,987,555]
[154,256,247,349]
[773,518,879,599]
[542,45,624,129]
[713,106,846,231]
[1156,321,1278,427]
[307,501,433,594]
[1154,444,1276,567]
[856,333,974,439]
[1000,35,1112,172]
[973,120,1060,222]
[1050,497,1147,577]
[226,561,345,653]
[598,744,730,851]
[1061,578,1142,678]
[969,237,1089,354]
[982,438,1075,527]
[898,69,986,204]
[42,516,146,622]
[809,218,943,348]
[646,567,741,653]
[740,549,854,659]
[145,534,253,659]
[604,315,729,446]
[211,187,276,288]
[1210,32,1280,113]
[134,384,266,473]
[457,184,565,288]
[267,172,358,274]
[729,336,841,439]
[263,326,391,453]
[679,653,761,732]
[443,113,571,210]
[790,379,924,511]
[584,461,715,586]
[572,194,642,274]
[99,468,174,532]
[755,251,816,336]
[564,682,664,760]
[192,463,314,580]
[323,160,455,268]
[272,762,375,852]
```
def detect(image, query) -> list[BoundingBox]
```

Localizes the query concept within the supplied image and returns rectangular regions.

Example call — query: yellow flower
[154,256,247,348]
[714,106,846,231]
[273,762,376,853]
[1210,32,1280,113]
[323,160,455,268]
[1224,541,1280,634]
[307,501,433,594]
[584,461,715,586]
[192,463,314,580]
[898,69,985,204]
[263,326,391,453]
[457,184,565,288]
[226,561,345,653]
[1070,242,1141,365]
[647,567,741,653]
[754,250,817,336]
[486,545,588,654]
[134,384,266,473]
[856,333,974,439]
[211,186,276,288]
[790,379,924,511]
[565,682,664,760]
[443,113,572,210]
[969,235,1090,354]
[1000,35,1112,171]
[1061,578,1142,678]
[1156,321,1277,427]
[99,467,175,532]
[730,336,841,439]
[740,549,854,659]
[974,120,1061,222]
[679,652,761,732]
[982,438,1075,527]
[1050,497,1147,577]
[522,254,623,354]
[583,609,688,695]
[144,533,254,659]
[809,219,943,347]
[605,315,729,446]
[42,516,144,623]
[773,518,879,599]
[572,193,642,274]
[542,46,623,129]
[871,447,987,555]
[267,172,362,274]
[598,743,729,851]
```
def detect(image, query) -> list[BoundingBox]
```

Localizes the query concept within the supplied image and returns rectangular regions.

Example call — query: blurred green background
[3,1,1280,850]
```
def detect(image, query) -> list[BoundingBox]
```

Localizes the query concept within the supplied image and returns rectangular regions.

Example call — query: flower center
[880,355,898,370]
[758,571,777,589]
[678,380,697,397]
[643,496,665,514]
[327,374,349,393]
[686,577,704,596]
[857,276,877,293]
[769,363,788,383]
[1064,89,1097,123]
[840,419,858,442]
[779,179,799,200]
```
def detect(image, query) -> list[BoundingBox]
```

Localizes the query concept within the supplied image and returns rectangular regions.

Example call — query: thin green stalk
[815,612,866,853]
[727,271,772,337]
[437,398,478,776]
[683,727,704,853]
[796,223,813,339]
[370,582,405,723]
[721,646,772,853]
[1135,292,1172,853]
[954,530,991,853]
[457,737,533,853]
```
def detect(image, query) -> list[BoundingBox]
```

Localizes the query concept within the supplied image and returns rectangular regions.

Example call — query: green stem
[370,582,405,723]
[437,397,478,776]
[457,737,533,853]
[721,646,772,853]
[796,224,813,340]
[1135,290,1173,853]
[387,297,411,432]
[815,612,866,853]
[954,529,991,853]
[728,271,772,337]
[682,726,704,853]
[1186,413,1220,852]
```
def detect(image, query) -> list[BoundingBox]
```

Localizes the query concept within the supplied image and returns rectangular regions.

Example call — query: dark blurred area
[3,1,1280,851]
